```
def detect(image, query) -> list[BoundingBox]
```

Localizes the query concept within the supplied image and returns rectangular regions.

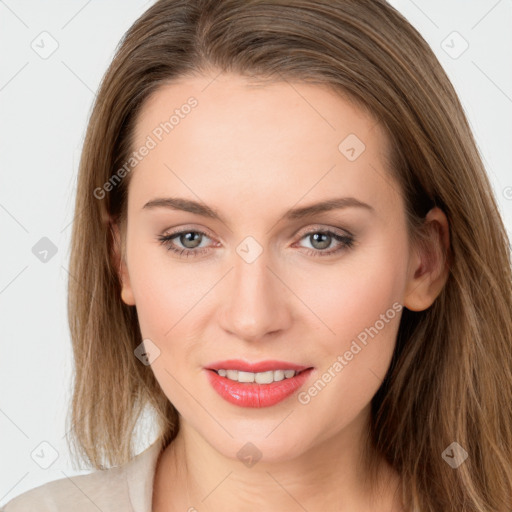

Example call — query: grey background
[1,0,511,505]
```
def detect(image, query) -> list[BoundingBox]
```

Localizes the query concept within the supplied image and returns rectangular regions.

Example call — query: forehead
[128,73,399,217]
[133,73,385,153]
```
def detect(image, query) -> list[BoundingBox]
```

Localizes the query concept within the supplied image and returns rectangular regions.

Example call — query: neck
[152,407,403,512]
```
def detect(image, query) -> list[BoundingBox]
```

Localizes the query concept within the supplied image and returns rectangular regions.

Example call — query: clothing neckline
[125,437,166,512]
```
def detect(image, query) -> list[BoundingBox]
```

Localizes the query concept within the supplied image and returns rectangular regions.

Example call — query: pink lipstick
[205,359,314,408]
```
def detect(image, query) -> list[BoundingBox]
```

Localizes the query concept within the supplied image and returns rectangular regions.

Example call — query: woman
[3,0,511,511]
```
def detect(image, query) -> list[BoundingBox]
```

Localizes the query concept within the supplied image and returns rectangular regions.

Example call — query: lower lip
[205,368,314,408]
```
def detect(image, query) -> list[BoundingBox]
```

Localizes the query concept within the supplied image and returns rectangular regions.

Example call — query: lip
[204,360,314,408]
[205,359,310,373]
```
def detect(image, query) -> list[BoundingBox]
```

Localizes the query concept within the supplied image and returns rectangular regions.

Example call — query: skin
[113,71,450,512]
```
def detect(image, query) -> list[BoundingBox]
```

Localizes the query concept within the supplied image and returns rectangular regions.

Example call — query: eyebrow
[142,196,374,225]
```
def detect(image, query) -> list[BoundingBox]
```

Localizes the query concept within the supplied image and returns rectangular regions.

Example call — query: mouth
[204,359,314,408]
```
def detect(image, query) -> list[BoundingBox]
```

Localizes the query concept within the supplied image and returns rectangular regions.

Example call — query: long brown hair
[66,1,512,510]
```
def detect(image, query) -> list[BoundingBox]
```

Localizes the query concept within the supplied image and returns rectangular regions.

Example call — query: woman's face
[118,72,414,462]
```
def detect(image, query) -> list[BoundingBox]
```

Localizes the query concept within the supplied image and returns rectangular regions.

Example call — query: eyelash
[156,227,355,258]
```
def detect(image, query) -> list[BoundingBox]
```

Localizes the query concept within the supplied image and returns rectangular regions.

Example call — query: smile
[205,359,314,408]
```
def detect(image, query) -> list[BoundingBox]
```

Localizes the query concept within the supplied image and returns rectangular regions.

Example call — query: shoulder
[1,464,129,512]
[1,440,164,512]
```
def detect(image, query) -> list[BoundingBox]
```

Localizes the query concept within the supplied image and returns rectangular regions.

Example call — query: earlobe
[403,207,450,312]
[110,221,136,306]
[120,286,135,306]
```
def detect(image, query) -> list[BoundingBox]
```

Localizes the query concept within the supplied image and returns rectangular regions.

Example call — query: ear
[403,207,450,312]
[110,221,136,306]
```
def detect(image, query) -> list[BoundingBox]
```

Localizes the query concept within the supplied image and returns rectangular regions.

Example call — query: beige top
[2,441,419,511]
[1,439,164,512]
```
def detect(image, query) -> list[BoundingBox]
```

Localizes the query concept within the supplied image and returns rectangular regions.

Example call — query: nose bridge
[219,242,290,341]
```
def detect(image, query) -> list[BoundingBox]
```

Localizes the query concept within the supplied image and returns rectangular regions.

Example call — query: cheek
[295,235,407,423]
[127,251,205,404]
[296,229,408,349]
[303,308,400,421]
[127,240,208,339]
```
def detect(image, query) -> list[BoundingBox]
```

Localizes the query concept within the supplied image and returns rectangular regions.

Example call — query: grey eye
[307,232,332,250]
[177,231,204,249]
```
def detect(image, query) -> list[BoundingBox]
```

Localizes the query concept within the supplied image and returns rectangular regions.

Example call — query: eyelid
[162,224,217,240]
[293,223,354,240]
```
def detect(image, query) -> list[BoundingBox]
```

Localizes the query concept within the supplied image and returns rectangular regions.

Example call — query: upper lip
[205,359,312,373]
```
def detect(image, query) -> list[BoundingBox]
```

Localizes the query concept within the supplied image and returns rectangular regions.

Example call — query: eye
[157,229,214,258]
[293,228,355,257]
[157,226,355,258]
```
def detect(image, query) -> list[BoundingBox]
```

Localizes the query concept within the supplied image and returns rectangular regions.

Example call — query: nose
[217,250,293,343]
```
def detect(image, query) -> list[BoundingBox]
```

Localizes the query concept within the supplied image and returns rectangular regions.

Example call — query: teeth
[216,369,298,383]
[238,371,255,383]
[226,369,238,380]
[273,370,285,382]
[255,371,273,384]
